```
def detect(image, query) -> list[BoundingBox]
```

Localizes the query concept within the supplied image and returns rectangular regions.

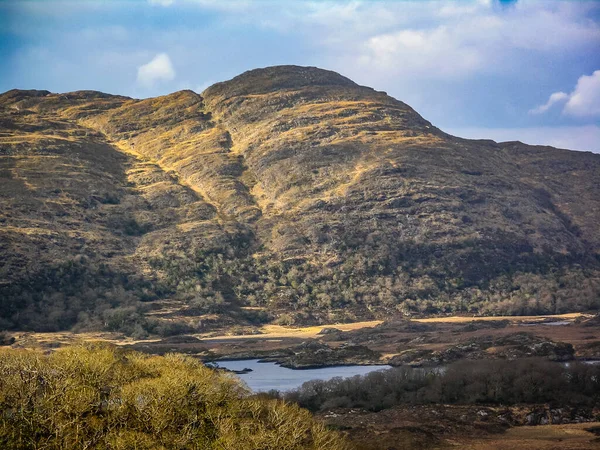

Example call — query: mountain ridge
[1,65,599,334]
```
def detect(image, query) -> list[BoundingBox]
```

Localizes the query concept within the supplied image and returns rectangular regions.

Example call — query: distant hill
[1,65,599,334]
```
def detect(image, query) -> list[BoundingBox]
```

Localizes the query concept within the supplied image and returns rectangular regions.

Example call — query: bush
[150,320,195,337]
[0,345,348,450]
[0,332,14,346]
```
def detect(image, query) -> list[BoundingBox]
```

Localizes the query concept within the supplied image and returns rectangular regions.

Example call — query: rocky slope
[1,65,599,333]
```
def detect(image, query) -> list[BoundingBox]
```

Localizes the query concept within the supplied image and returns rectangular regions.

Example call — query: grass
[413,313,590,323]
[202,320,383,340]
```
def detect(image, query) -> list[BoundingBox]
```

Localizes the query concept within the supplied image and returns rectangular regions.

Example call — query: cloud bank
[530,70,600,118]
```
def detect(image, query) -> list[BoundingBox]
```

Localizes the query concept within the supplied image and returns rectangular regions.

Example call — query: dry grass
[413,313,590,323]
[200,320,383,340]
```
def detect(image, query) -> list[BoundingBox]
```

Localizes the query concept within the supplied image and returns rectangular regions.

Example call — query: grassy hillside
[1,66,599,334]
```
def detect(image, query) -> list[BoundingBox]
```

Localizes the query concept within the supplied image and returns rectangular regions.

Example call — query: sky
[1,0,599,152]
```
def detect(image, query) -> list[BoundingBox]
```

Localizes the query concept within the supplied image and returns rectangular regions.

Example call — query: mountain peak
[0,89,51,105]
[203,65,357,99]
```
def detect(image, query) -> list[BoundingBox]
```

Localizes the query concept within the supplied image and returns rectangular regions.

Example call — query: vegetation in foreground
[0,345,348,450]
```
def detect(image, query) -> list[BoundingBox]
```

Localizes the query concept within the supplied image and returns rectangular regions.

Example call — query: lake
[217,359,599,392]
[216,359,391,392]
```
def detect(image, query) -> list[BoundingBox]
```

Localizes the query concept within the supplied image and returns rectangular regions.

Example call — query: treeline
[0,345,348,450]
[151,235,600,324]
[2,227,600,335]
[0,258,178,337]
[284,359,600,412]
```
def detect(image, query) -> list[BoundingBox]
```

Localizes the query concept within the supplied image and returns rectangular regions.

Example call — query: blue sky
[1,0,599,152]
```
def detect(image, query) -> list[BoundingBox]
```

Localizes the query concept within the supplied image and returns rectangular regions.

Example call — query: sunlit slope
[203,66,600,257]
[1,66,599,332]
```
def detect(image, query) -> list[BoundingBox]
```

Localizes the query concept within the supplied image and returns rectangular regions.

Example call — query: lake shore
[7,312,599,369]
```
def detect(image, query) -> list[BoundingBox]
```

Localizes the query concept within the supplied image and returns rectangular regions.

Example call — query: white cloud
[447,125,600,153]
[136,53,176,87]
[564,70,600,117]
[359,26,486,78]
[350,3,600,80]
[148,0,175,6]
[530,70,600,118]
[183,0,253,13]
[529,91,569,115]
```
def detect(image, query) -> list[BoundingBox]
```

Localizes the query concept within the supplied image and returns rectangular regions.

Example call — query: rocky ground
[3,66,600,334]
[138,312,599,368]
[319,405,600,449]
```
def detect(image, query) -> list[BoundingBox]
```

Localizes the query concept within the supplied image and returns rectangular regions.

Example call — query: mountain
[1,65,599,334]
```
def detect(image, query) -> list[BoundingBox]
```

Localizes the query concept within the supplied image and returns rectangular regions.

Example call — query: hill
[1,65,599,334]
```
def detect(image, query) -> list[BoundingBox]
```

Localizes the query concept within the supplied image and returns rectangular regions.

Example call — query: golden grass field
[413,312,590,323]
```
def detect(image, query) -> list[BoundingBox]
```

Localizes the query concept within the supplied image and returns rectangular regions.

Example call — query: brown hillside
[1,65,599,333]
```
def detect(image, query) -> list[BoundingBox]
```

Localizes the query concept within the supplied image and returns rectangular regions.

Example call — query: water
[561,360,600,368]
[216,359,391,392]
[541,321,571,326]
[218,359,599,392]
[520,321,571,327]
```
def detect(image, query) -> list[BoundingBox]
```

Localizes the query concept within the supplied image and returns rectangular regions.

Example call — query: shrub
[0,344,348,450]
[0,332,14,346]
